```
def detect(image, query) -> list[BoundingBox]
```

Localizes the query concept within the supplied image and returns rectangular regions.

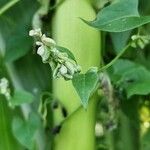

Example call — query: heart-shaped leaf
[72,67,98,108]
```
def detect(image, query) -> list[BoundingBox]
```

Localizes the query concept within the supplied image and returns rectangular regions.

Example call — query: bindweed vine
[29,29,81,80]
[29,28,150,109]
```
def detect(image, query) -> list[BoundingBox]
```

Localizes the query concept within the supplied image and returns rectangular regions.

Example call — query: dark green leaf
[0,0,38,62]
[11,90,34,106]
[122,67,150,98]
[72,67,98,108]
[110,59,150,98]
[12,113,41,149]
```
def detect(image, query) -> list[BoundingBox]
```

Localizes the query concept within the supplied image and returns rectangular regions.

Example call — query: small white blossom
[36,41,42,46]
[37,46,50,63]
[59,65,68,75]
[95,122,104,137]
[29,28,81,80]
[29,28,42,37]
[131,34,150,49]
[0,77,11,100]
[41,34,56,47]
[37,45,45,56]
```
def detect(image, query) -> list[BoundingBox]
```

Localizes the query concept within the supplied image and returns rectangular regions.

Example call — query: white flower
[37,45,50,63]
[29,28,42,37]
[36,41,43,46]
[131,35,138,41]
[41,34,56,47]
[37,45,45,56]
[29,28,81,80]
[59,65,68,75]
[0,77,11,100]
[131,34,150,49]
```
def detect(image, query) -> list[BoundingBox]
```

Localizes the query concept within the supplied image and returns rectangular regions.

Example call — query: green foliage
[1,0,150,150]
[141,130,150,150]
[110,59,150,98]
[0,0,38,62]
[72,67,98,108]
[12,113,41,149]
[0,96,21,150]
[82,0,150,32]
[110,30,131,53]
[11,90,34,107]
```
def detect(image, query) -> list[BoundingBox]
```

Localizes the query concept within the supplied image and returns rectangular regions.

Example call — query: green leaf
[110,59,150,98]
[0,0,38,62]
[12,113,41,149]
[141,129,150,150]
[11,90,34,107]
[83,16,150,32]
[72,67,98,108]
[110,30,131,53]
[56,46,77,62]
[122,67,150,98]
[82,0,150,32]
[93,0,139,25]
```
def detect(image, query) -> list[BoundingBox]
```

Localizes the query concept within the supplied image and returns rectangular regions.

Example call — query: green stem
[0,0,20,16]
[99,43,131,72]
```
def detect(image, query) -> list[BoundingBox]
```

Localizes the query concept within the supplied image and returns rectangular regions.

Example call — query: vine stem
[98,43,131,72]
[0,0,20,16]
[58,43,131,127]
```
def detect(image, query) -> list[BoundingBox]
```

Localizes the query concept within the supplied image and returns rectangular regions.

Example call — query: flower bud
[29,28,42,37]
[0,78,11,100]
[41,34,56,47]
[59,65,68,75]
[37,45,45,56]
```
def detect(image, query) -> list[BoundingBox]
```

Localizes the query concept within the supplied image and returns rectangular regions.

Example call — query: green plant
[1,0,150,150]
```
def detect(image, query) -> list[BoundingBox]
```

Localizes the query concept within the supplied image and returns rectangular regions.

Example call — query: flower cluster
[29,29,81,80]
[131,35,150,49]
[0,77,11,100]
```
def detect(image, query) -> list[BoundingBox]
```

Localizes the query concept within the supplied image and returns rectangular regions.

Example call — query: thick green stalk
[52,0,101,149]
